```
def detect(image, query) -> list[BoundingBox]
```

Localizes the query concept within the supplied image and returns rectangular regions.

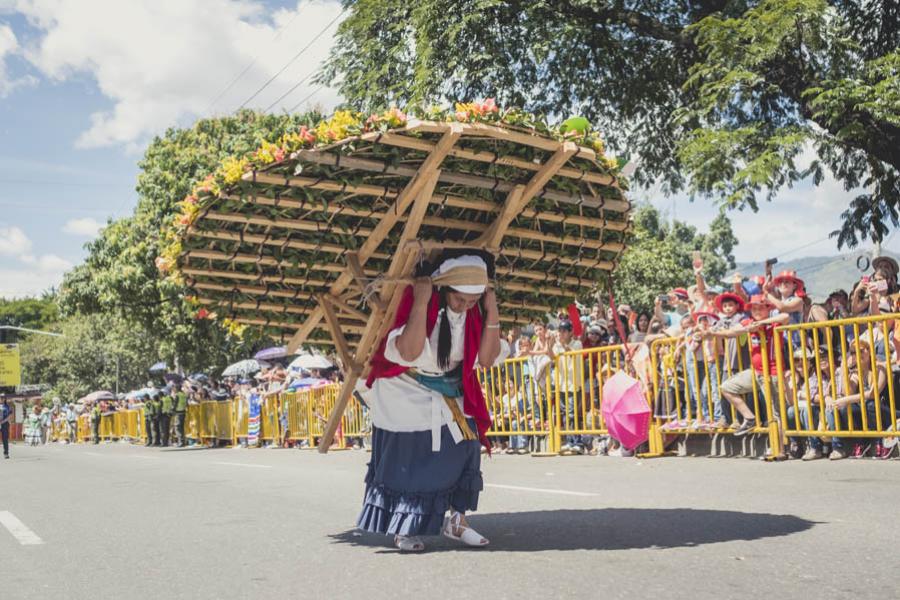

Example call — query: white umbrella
[289,353,333,371]
[221,359,269,378]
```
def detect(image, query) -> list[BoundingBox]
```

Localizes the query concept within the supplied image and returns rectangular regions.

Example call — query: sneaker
[801,447,823,461]
[851,443,871,458]
[570,445,584,455]
[732,417,756,437]
[560,443,572,453]
[873,442,893,460]
[830,447,848,460]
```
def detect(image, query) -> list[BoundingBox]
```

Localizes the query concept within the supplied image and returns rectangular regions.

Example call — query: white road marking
[0,511,44,545]
[485,483,597,497]
[213,462,273,469]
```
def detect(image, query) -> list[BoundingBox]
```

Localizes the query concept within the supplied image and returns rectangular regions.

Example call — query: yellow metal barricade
[233,397,248,441]
[341,393,369,448]
[77,414,91,442]
[479,356,554,452]
[214,401,234,444]
[259,395,280,444]
[309,385,340,449]
[552,345,631,452]
[199,401,218,442]
[99,413,115,440]
[186,404,202,442]
[124,409,141,442]
[776,313,899,445]
[51,418,67,442]
[283,391,311,444]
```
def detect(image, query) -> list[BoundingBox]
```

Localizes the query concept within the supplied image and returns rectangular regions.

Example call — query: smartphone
[692,250,703,269]
[657,294,669,304]
[875,279,888,292]
[765,257,779,267]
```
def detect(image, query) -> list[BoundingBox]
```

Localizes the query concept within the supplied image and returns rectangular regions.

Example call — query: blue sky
[0,0,892,298]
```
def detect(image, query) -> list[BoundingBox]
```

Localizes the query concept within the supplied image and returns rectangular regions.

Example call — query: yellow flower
[314,110,361,142]
[221,157,249,184]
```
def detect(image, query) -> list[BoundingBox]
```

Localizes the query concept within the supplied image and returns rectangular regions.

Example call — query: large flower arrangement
[157,100,628,339]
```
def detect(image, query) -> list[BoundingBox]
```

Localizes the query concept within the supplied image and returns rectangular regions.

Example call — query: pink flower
[480,98,498,113]
[196,308,209,320]
[274,147,285,162]
[155,256,169,272]
[298,126,315,144]
[177,214,192,226]
[455,110,469,122]
[184,195,198,205]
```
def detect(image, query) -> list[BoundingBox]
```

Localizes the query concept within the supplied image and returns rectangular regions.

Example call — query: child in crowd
[705,295,790,436]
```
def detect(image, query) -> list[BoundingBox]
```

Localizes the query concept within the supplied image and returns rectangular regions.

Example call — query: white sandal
[442,512,489,547]
[394,535,425,552]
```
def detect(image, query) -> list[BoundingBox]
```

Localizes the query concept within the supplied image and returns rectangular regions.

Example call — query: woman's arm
[394,278,434,362]
[478,289,502,368]
[766,294,802,313]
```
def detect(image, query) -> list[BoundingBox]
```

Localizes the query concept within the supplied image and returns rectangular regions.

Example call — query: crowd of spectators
[492,254,900,460]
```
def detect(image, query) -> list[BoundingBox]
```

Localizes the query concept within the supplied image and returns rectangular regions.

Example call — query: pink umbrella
[601,371,651,450]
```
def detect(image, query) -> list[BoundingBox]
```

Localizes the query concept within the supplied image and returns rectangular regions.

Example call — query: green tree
[0,295,59,332]
[19,313,160,401]
[320,0,900,246]
[58,110,320,373]
[613,204,738,311]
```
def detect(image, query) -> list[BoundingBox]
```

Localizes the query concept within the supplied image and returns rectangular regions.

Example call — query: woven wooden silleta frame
[177,118,631,356]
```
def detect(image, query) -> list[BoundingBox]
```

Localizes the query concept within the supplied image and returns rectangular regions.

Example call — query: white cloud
[9,0,344,148]
[0,224,32,256]
[62,216,103,237]
[0,22,35,96]
[0,224,72,297]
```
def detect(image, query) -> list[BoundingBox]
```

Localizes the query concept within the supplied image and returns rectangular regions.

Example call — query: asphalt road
[1,441,897,600]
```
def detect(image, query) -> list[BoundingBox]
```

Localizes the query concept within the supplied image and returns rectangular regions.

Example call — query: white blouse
[359,308,509,451]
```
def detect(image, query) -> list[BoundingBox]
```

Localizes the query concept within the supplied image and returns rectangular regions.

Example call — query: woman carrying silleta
[356,249,509,552]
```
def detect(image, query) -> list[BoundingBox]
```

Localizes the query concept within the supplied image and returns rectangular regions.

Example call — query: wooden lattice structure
[177,118,632,450]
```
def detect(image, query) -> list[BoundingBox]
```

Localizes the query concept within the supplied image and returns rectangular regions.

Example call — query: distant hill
[732,250,899,301]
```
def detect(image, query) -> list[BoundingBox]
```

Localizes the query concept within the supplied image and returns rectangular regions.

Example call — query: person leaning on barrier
[90,401,102,444]
[703,294,790,437]
[159,387,174,447]
[174,384,188,447]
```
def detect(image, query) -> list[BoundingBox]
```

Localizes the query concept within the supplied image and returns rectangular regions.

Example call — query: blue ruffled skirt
[356,417,483,537]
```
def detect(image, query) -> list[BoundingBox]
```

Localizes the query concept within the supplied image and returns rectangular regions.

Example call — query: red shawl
[366,286,491,449]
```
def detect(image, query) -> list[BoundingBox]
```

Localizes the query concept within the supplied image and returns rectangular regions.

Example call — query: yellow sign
[0,344,21,387]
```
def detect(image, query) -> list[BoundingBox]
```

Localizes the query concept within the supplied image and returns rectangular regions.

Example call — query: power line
[263,69,315,113]
[236,8,346,111]
[0,178,126,187]
[288,85,323,113]
[202,9,303,114]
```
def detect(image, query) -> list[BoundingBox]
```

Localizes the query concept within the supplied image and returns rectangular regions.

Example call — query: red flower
[274,147,285,162]
[298,126,315,145]
[196,308,210,319]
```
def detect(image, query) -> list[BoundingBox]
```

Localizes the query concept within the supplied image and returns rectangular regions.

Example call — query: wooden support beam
[189,280,315,302]
[476,142,578,247]
[318,168,444,453]
[322,293,368,323]
[318,294,362,372]
[188,229,391,262]
[285,124,463,355]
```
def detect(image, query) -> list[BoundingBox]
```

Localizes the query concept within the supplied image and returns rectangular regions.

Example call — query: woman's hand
[412,276,433,306]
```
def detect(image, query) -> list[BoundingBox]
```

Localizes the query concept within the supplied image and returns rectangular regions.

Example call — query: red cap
[746,294,775,310]
[715,292,746,313]
[671,287,689,299]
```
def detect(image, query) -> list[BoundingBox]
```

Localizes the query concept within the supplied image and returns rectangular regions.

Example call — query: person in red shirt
[704,295,789,436]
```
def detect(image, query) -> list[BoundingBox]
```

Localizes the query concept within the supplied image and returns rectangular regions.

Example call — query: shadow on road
[330,508,817,552]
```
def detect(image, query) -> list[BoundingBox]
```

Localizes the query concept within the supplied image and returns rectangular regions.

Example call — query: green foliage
[0,295,59,331]
[321,0,900,246]
[19,313,158,401]
[58,110,320,371]
[613,204,737,312]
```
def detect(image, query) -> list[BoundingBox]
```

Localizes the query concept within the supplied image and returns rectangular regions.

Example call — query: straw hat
[873,256,899,276]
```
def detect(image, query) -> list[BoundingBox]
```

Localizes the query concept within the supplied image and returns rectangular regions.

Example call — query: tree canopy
[58,110,321,373]
[613,204,738,311]
[320,0,900,247]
